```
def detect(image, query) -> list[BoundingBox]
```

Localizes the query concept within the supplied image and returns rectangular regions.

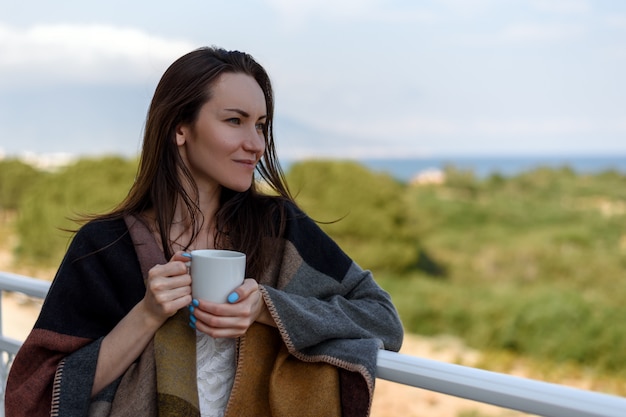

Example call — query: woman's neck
[171,185,221,251]
[144,185,222,253]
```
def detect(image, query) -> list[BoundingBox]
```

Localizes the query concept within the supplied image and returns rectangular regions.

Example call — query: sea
[282,155,626,183]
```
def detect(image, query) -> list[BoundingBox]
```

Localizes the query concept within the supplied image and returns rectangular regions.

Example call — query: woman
[6,47,403,417]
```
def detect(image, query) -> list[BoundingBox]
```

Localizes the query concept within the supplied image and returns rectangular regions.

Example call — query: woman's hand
[190,278,276,338]
[142,251,193,326]
[93,252,192,397]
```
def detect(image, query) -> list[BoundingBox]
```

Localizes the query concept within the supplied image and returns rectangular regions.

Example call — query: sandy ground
[1,292,532,417]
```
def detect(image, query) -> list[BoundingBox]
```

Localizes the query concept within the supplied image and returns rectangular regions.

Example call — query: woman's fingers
[192,313,250,338]
[224,278,258,304]
[145,259,192,318]
[190,280,265,337]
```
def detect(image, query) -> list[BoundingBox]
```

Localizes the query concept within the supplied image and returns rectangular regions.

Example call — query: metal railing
[2,271,626,417]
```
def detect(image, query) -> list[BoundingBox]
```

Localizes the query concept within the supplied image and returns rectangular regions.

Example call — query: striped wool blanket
[7,201,403,416]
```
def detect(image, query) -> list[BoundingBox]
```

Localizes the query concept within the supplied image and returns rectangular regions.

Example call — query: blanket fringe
[50,358,66,417]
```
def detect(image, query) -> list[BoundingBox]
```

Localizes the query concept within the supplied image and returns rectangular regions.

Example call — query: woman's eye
[255,122,266,131]
[227,118,241,125]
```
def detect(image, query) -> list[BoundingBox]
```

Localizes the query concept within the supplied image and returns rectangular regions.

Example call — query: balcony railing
[2,271,626,417]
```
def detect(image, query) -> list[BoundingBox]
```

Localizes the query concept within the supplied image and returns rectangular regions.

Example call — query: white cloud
[455,22,586,48]
[326,117,461,139]
[320,116,626,143]
[280,115,626,158]
[0,23,195,87]
[501,22,586,42]
[528,0,591,14]
[471,119,595,135]
[263,0,435,25]
[439,0,498,16]
[265,0,376,19]
[263,0,369,27]
[606,14,626,28]
[471,118,626,136]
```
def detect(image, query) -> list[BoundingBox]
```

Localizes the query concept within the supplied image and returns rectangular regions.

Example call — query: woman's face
[176,72,267,194]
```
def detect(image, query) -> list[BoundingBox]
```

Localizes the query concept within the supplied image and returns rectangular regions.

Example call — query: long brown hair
[100,47,293,278]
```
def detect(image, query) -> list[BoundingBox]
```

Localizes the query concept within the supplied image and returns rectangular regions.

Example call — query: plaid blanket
[6,201,403,416]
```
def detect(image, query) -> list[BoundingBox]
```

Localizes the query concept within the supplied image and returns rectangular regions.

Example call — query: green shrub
[0,158,42,211]
[287,160,421,272]
[15,156,137,265]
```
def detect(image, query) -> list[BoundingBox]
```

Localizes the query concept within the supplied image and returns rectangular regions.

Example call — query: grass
[367,165,626,387]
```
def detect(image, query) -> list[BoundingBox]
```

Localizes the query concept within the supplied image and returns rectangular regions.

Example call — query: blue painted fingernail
[189,321,196,329]
[182,252,192,258]
[189,305,195,313]
[227,292,239,303]
[190,314,197,323]
[192,299,199,307]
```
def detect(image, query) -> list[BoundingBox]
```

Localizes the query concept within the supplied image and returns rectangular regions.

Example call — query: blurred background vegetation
[1,156,625,390]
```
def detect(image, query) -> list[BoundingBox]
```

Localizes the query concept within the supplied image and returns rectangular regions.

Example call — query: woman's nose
[244,128,265,155]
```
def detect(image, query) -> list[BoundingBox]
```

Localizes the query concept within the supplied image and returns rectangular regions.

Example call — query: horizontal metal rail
[377,350,626,417]
[2,271,626,417]
[0,272,50,355]
[0,272,50,299]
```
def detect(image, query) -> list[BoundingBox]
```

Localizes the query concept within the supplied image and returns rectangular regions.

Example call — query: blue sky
[1,0,625,159]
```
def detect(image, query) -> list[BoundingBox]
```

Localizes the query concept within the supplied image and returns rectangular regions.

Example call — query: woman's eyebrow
[224,108,267,120]
[224,108,249,117]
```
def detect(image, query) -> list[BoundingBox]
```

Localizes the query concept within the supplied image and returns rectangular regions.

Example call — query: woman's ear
[175,124,188,146]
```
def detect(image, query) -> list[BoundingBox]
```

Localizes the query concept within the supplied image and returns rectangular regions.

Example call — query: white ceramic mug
[190,249,246,303]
